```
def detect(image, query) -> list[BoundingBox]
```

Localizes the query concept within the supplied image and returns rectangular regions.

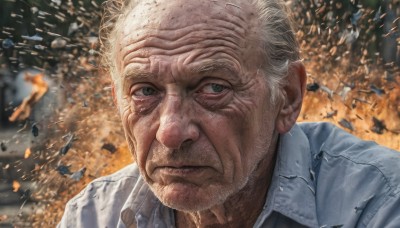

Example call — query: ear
[275,61,306,134]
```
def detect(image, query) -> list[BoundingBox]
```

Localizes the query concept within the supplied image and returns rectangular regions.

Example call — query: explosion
[0,0,398,227]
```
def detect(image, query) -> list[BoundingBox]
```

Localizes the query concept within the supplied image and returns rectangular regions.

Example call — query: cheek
[210,86,273,175]
[119,99,156,166]
[120,103,137,151]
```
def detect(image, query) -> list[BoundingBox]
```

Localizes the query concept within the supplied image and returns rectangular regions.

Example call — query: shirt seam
[322,149,394,192]
[321,150,398,226]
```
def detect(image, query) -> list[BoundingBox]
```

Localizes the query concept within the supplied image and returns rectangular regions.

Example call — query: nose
[156,95,199,149]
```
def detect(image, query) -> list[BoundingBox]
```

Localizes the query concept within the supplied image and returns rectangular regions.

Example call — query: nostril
[181,139,193,148]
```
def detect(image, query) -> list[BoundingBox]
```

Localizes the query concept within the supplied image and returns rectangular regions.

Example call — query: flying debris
[87,36,99,49]
[324,110,338,119]
[373,6,382,22]
[339,86,352,100]
[320,85,334,99]
[34,45,46,50]
[350,10,362,26]
[59,134,75,156]
[69,167,86,181]
[344,28,360,45]
[51,38,67,49]
[339,118,354,131]
[370,85,385,96]
[2,38,14,49]
[21,34,43,42]
[0,142,7,152]
[31,7,39,14]
[371,117,386,135]
[31,123,39,137]
[101,143,117,154]
[306,82,320,92]
[68,22,79,35]
[56,165,72,176]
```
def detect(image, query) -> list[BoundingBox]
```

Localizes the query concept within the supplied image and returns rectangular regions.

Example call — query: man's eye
[199,83,228,94]
[132,86,158,97]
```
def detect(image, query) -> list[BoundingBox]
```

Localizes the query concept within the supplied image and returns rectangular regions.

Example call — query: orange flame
[12,180,21,192]
[25,147,32,159]
[9,72,49,122]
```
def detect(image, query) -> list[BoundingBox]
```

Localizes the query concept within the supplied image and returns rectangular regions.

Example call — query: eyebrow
[121,68,158,82]
[191,61,240,80]
[120,61,240,92]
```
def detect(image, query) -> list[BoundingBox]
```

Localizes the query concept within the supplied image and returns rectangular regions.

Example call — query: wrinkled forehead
[120,0,258,36]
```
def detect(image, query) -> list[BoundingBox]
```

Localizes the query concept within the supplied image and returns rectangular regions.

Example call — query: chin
[149,182,233,212]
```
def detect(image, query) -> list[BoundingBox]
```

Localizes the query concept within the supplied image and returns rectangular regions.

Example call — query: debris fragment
[69,167,86,181]
[56,165,72,176]
[339,118,354,131]
[371,117,386,135]
[320,85,334,99]
[59,134,75,156]
[0,142,7,152]
[370,85,385,96]
[32,123,39,137]
[324,110,337,119]
[51,38,67,49]
[2,38,14,49]
[306,82,320,92]
[21,34,43,41]
[101,143,117,154]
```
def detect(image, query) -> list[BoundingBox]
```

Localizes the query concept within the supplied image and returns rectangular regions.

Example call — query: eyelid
[195,78,231,91]
[130,82,159,96]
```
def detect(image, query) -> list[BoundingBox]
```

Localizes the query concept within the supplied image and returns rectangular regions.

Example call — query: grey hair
[251,0,300,103]
[99,0,138,84]
[99,0,300,103]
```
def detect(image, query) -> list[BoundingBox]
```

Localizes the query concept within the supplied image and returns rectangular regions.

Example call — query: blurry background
[0,0,399,227]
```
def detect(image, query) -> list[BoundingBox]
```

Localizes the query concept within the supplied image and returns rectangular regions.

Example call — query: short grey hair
[99,0,300,103]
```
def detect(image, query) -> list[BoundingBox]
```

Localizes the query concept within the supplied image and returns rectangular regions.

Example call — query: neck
[175,136,278,228]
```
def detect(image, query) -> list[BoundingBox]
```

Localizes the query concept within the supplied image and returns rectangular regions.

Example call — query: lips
[157,166,206,174]
[152,165,212,180]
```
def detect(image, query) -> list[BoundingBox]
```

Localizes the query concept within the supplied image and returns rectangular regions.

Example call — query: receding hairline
[100,0,300,103]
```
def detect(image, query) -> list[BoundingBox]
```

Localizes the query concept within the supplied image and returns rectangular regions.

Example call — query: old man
[59,0,400,227]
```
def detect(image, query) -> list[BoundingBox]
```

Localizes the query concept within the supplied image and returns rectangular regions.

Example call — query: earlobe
[275,61,306,134]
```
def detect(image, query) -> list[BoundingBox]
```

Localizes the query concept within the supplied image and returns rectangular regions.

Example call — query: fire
[9,72,49,122]
[12,180,21,193]
[24,147,31,159]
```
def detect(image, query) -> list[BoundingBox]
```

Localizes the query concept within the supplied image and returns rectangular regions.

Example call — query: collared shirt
[58,122,400,227]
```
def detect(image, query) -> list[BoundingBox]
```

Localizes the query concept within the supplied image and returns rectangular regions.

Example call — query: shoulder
[298,122,400,227]
[69,163,141,203]
[298,122,400,190]
[58,164,144,227]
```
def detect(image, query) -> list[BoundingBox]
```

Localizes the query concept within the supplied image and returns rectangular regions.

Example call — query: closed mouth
[156,166,208,175]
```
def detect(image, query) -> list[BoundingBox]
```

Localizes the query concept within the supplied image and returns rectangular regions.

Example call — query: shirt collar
[120,175,175,227]
[259,123,319,227]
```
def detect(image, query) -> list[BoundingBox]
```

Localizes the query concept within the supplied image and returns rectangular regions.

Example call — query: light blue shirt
[58,122,400,227]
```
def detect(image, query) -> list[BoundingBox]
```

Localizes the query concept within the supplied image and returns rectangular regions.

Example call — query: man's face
[114,0,282,211]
